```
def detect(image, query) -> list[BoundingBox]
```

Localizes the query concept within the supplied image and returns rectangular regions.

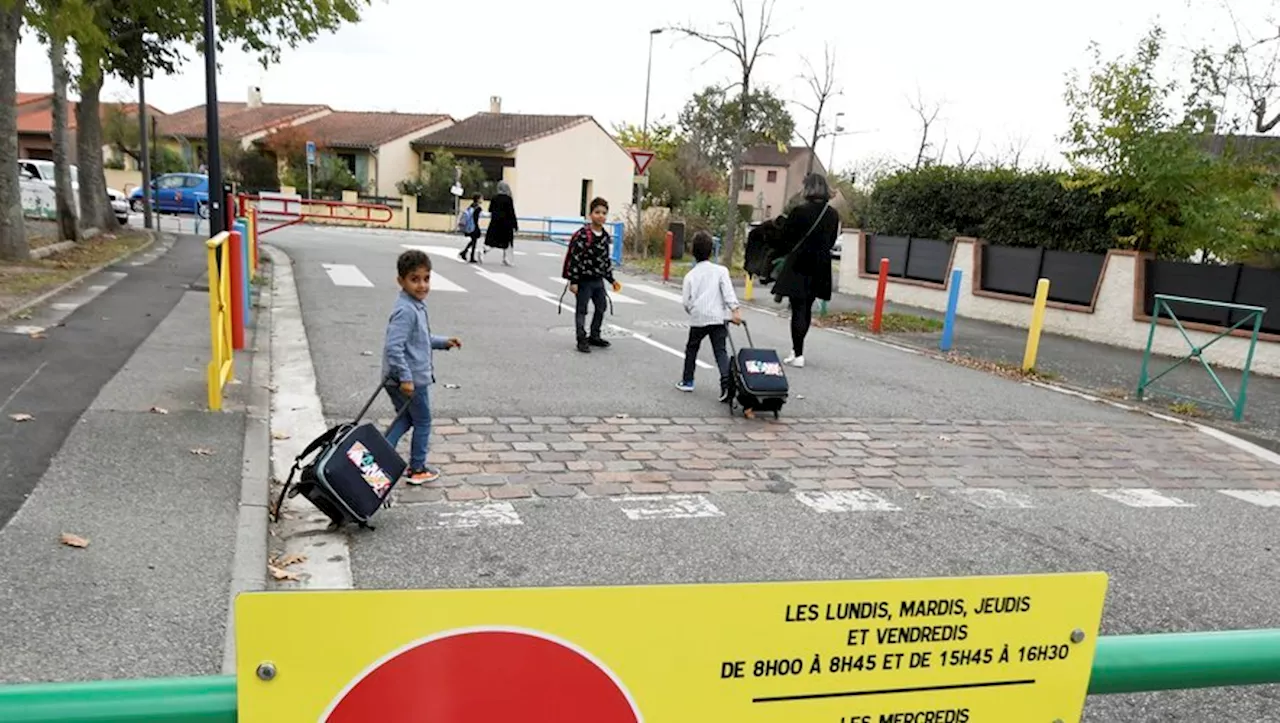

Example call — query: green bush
[867,166,1134,255]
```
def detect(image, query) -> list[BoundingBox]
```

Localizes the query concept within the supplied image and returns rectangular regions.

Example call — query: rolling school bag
[726,320,789,419]
[271,380,410,530]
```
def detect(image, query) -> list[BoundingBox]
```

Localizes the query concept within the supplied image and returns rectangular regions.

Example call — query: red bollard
[871,257,890,334]
[663,231,674,282]
[224,193,235,236]
[229,230,246,351]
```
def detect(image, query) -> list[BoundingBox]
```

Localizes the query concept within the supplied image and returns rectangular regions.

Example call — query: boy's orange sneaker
[405,468,440,486]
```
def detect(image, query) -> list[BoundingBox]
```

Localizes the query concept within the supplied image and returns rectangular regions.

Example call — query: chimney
[489,95,501,114]
[247,86,263,109]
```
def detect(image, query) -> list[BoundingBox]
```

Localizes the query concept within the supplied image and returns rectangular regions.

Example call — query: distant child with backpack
[562,197,621,353]
[677,231,741,399]
[383,249,462,484]
[457,194,483,263]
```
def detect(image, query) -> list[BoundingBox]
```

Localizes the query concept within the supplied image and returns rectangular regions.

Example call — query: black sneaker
[577,341,592,353]
[587,337,611,348]
[719,388,732,403]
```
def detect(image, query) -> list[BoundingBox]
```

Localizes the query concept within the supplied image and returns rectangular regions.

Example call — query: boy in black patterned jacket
[562,197,622,353]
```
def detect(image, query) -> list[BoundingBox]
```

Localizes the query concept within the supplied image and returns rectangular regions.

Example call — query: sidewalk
[628,263,1280,452]
[0,234,262,684]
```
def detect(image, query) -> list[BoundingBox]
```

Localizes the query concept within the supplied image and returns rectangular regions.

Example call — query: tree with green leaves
[678,85,795,173]
[1063,26,1280,260]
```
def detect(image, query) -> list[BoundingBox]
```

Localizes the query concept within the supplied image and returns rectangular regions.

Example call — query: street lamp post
[203,0,224,236]
[636,28,662,250]
[829,111,846,172]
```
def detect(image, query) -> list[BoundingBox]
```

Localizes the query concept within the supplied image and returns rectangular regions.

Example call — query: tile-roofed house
[737,143,826,222]
[281,111,455,197]
[156,102,330,142]
[16,94,167,167]
[407,97,631,220]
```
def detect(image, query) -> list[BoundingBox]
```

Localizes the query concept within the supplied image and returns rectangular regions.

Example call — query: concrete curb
[220,259,274,674]
[1,229,162,323]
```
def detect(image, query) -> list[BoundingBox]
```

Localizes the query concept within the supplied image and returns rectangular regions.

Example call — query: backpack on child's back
[457,206,476,235]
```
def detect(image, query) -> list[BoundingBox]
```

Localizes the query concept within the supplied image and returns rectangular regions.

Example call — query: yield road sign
[629,149,655,176]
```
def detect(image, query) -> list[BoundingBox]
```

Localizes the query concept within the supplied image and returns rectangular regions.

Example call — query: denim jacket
[382,290,450,387]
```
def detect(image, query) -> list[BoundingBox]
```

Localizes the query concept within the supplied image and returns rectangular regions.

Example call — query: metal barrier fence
[486,214,625,264]
[0,628,1277,721]
[205,232,234,411]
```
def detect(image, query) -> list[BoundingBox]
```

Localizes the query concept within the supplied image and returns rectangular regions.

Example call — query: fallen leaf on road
[360,350,373,356]
[9,413,34,422]
[15,311,32,320]
[29,332,46,340]
[150,406,169,415]
[274,553,307,567]
[190,447,214,456]
[939,435,952,442]
[263,384,278,393]
[271,431,291,440]
[614,413,631,419]
[59,533,90,549]
[268,564,300,581]
[443,383,460,390]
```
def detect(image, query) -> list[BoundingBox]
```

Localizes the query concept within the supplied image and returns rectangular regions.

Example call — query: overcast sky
[14,0,1275,172]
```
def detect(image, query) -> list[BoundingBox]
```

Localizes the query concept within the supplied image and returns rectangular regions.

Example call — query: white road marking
[428,270,467,293]
[531,294,712,369]
[547,277,645,305]
[0,361,46,415]
[949,488,1035,509]
[420,501,524,529]
[1219,490,1280,507]
[322,263,373,287]
[477,269,556,296]
[1093,489,1195,508]
[538,252,561,258]
[400,244,467,263]
[794,490,900,513]
[614,494,725,520]
[4,325,46,335]
[628,283,684,303]
[514,251,528,256]
[51,302,80,311]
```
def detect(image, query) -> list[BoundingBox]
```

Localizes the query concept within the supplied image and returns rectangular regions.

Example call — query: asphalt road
[266,225,1280,722]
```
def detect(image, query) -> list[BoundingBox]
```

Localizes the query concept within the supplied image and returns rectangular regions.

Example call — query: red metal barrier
[871,257,890,334]
[229,230,245,351]
[236,194,395,235]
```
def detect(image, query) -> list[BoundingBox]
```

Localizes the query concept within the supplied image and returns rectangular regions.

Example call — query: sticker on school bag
[347,441,393,496]
[744,360,784,376]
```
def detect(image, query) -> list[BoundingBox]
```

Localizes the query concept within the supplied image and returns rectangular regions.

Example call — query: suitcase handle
[726,319,753,353]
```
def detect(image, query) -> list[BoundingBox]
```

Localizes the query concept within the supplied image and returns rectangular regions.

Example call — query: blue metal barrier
[479,213,623,263]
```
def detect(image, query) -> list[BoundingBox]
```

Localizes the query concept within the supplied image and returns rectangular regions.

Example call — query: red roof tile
[412,113,590,150]
[17,101,166,135]
[156,102,329,140]
[287,111,453,149]
[18,92,51,105]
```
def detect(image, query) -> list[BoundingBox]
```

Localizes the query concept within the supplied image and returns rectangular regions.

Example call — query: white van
[17,159,129,225]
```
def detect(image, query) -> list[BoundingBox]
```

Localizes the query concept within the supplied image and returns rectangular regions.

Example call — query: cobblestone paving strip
[323,416,1279,504]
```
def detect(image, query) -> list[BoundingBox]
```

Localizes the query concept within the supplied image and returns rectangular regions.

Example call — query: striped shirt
[682,260,740,327]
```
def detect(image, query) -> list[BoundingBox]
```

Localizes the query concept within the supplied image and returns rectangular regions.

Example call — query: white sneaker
[785,354,805,368]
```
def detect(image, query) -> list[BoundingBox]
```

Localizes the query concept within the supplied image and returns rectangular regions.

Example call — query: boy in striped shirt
[678,232,742,400]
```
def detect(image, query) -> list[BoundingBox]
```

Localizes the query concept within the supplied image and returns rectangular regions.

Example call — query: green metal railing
[1,628,1278,722]
[1136,294,1266,421]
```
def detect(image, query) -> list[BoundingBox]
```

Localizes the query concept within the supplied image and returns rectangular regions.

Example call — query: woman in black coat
[770,172,840,368]
[483,180,518,266]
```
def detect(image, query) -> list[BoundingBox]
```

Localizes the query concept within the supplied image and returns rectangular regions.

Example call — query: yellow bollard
[1022,278,1050,371]
[744,274,754,301]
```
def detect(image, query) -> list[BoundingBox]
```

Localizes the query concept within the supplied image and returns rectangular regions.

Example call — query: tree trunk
[721,79,750,266]
[0,0,27,261]
[806,112,822,176]
[50,35,79,242]
[75,73,118,233]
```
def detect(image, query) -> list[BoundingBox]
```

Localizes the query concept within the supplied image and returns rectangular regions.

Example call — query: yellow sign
[236,572,1107,723]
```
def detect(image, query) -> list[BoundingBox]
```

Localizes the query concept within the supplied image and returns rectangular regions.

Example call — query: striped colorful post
[1022,278,1051,371]
[228,230,245,351]
[870,257,890,334]
[234,219,251,327]
[940,268,963,352]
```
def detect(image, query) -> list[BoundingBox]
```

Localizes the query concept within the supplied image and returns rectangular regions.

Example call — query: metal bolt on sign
[1071,629,1087,644]
[255,662,277,682]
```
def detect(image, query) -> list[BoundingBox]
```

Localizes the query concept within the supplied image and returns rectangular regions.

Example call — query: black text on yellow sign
[236,572,1108,723]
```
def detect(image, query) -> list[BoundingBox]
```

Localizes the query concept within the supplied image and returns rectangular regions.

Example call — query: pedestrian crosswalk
[312,245,673,308]
[397,487,1280,529]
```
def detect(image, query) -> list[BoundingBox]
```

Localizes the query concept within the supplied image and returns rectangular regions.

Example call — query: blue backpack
[457,206,476,234]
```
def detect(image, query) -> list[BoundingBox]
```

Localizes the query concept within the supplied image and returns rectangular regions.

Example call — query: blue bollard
[235,218,251,326]
[940,268,962,352]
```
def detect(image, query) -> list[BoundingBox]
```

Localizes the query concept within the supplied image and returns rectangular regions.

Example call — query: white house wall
[513,120,632,222]
[375,119,454,198]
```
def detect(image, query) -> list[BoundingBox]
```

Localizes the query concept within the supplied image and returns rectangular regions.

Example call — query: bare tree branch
[954,132,983,169]
[908,90,944,170]
[798,43,841,173]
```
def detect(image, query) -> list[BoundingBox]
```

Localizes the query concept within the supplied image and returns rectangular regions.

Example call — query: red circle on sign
[323,627,642,723]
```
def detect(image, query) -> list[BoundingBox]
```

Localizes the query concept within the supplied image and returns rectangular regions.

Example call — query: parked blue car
[129,173,210,217]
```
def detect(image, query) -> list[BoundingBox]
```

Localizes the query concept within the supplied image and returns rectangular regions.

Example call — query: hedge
[866,166,1135,255]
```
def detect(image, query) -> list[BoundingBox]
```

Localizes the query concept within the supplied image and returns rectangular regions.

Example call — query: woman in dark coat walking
[483,180,518,266]
[770,172,840,369]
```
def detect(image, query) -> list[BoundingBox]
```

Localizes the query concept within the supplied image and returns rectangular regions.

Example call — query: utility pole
[137,74,152,230]
[828,112,846,173]
[636,28,662,247]
[203,0,224,236]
